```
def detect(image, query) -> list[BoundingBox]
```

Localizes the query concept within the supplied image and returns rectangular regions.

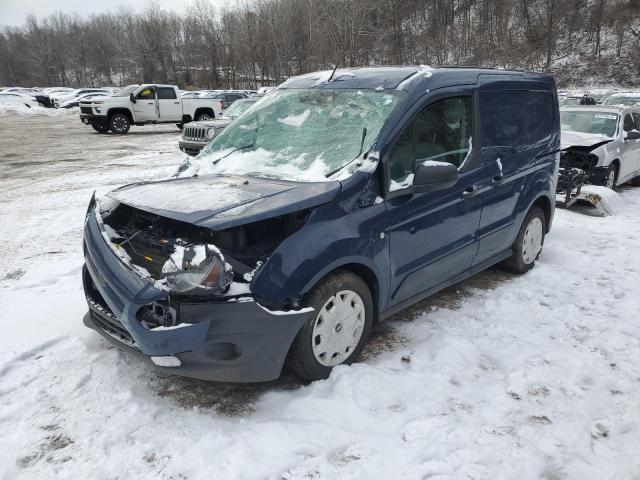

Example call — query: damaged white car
[558,106,640,200]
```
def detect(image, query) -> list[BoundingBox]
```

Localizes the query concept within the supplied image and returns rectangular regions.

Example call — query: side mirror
[129,93,137,104]
[413,160,458,191]
[625,130,640,141]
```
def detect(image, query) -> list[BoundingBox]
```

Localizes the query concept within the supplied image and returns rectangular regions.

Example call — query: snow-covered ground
[1,115,640,479]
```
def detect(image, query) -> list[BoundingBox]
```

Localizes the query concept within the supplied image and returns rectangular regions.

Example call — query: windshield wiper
[212,144,254,164]
[326,127,368,178]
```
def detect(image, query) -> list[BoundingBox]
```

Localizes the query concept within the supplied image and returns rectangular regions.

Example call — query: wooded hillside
[1,0,638,88]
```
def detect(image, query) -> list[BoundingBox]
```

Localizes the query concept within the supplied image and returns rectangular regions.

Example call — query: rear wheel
[286,271,373,381]
[195,111,212,121]
[109,113,130,134]
[91,123,109,133]
[500,207,546,274]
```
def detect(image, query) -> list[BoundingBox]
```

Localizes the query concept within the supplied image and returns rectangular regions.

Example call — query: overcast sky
[1,0,230,28]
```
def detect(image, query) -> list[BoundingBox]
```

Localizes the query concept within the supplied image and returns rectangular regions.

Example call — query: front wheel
[500,207,546,274]
[286,271,373,381]
[605,164,618,189]
[109,113,130,134]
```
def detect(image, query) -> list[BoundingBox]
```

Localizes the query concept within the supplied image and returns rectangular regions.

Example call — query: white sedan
[561,105,640,188]
[0,92,40,109]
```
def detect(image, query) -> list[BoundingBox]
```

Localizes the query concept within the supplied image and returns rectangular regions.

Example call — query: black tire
[605,163,618,189]
[195,111,213,121]
[176,123,183,130]
[500,206,546,274]
[91,123,109,133]
[109,113,130,134]
[286,270,373,381]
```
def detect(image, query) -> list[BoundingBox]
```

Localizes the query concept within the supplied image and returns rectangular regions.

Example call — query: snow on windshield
[179,88,406,182]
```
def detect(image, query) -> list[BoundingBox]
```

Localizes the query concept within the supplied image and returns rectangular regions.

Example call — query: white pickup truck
[79,84,224,134]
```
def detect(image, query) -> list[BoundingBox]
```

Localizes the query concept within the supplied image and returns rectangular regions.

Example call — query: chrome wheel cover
[522,217,543,265]
[312,290,366,367]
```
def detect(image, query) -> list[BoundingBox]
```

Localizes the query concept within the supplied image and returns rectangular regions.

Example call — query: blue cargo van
[83,67,559,382]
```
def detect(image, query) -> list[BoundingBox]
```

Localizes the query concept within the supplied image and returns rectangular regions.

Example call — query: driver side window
[623,114,635,133]
[388,97,473,186]
[137,87,155,100]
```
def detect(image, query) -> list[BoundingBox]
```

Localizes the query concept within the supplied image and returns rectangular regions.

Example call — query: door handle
[174,101,180,105]
[147,102,154,105]
[462,185,478,199]
[492,174,504,184]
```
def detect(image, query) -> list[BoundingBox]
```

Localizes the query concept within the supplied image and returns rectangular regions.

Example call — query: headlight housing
[162,244,232,294]
[206,127,216,139]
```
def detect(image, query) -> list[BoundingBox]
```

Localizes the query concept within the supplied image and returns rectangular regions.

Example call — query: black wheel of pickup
[109,113,130,134]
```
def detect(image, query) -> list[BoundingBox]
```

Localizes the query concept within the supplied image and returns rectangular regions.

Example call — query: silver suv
[178,98,258,156]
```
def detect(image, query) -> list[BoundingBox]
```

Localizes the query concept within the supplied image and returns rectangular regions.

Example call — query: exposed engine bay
[97,198,309,297]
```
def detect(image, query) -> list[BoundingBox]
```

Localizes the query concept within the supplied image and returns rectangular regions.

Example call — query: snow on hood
[561,131,614,150]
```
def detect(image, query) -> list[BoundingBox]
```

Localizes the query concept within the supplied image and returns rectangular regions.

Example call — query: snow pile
[579,185,625,216]
[0,103,76,117]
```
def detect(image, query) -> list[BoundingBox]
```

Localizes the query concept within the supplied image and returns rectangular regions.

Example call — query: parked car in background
[200,91,249,109]
[560,105,640,188]
[601,92,640,106]
[0,91,41,108]
[79,84,224,133]
[179,97,259,155]
[559,93,596,106]
[0,87,54,108]
[82,67,559,383]
[60,92,108,109]
[51,88,115,107]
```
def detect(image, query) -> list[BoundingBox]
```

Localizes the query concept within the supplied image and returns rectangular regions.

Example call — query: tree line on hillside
[0,0,639,89]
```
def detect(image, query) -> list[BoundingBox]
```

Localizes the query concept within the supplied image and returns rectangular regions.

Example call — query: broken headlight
[162,244,232,294]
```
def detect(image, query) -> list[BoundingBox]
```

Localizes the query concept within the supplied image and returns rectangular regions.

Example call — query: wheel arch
[107,107,133,123]
[299,260,383,323]
[530,195,552,233]
[194,107,215,120]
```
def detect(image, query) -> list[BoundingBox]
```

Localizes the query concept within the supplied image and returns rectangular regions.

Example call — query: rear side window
[623,114,635,132]
[481,90,554,148]
[156,87,177,100]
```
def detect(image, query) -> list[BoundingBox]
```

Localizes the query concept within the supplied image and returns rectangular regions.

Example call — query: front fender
[251,172,390,312]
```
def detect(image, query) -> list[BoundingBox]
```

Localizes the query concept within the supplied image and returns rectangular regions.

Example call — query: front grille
[183,125,207,141]
[80,106,92,114]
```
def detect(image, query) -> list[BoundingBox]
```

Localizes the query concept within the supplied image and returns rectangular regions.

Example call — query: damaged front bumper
[82,207,313,382]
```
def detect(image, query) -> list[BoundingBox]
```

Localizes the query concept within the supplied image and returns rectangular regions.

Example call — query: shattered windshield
[185,88,406,181]
[560,110,619,138]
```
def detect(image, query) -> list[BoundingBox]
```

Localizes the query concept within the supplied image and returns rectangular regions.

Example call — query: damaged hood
[107,174,341,230]
[561,131,614,151]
